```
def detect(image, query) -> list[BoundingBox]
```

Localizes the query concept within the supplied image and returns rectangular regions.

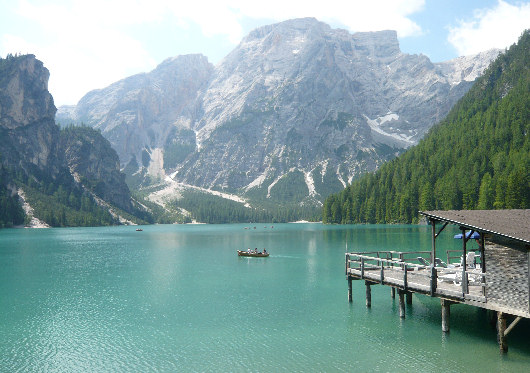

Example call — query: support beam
[406,292,412,305]
[435,222,449,238]
[497,312,508,353]
[398,291,406,318]
[441,299,451,333]
[431,219,436,264]
[365,281,372,308]
[391,287,395,299]
[461,227,468,295]
[504,316,522,337]
[347,276,353,303]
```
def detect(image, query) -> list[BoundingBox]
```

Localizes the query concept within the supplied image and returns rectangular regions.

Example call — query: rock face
[56,54,214,166]
[0,54,145,225]
[0,54,61,176]
[57,18,500,206]
[59,126,134,212]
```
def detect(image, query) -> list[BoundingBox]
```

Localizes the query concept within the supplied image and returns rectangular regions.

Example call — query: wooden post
[398,290,405,318]
[441,299,451,333]
[461,227,468,295]
[365,281,371,308]
[360,257,365,279]
[431,219,436,264]
[348,276,353,303]
[406,292,412,305]
[497,312,508,353]
[430,266,437,296]
[391,287,395,299]
[403,264,408,291]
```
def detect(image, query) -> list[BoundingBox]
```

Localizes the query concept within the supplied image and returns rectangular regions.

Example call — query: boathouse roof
[419,209,530,244]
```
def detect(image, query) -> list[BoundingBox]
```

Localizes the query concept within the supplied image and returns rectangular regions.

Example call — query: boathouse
[345,209,530,352]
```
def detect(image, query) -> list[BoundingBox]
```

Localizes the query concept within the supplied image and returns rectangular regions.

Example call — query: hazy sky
[1,0,529,106]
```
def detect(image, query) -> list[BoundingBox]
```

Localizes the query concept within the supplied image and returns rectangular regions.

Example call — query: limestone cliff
[0,54,149,226]
[0,54,61,177]
[56,18,501,209]
[59,126,134,213]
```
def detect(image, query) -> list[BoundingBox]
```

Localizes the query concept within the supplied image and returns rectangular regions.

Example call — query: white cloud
[1,0,158,105]
[231,0,425,37]
[448,0,530,56]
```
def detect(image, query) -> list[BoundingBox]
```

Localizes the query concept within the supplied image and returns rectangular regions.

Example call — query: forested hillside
[323,30,529,224]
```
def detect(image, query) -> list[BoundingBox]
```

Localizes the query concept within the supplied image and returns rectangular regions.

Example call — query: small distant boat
[237,250,269,257]
[136,228,143,231]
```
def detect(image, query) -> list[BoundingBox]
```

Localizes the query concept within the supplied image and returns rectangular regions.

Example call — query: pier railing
[346,251,486,302]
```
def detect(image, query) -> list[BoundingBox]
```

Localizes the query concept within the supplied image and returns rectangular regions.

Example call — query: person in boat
[263,249,267,255]
[254,248,258,253]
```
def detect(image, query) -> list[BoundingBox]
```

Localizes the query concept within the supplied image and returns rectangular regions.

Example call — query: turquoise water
[1,223,529,372]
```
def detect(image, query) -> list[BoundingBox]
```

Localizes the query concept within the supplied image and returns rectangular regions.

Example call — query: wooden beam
[365,281,372,308]
[391,287,395,299]
[461,227,468,295]
[406,292,412,305]
[504,316,522,336]
[497,312,508,353]
[441,299,451,333]
[431,219,436,264]
[430,266,437,297]
[435,222,449,238]
[398,290,405,318]
[348,276,353,303]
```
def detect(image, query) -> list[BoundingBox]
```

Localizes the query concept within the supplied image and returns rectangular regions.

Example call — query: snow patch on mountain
[364,114,416,145]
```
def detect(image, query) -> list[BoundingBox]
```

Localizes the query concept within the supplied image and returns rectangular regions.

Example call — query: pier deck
[348,210,530,353]
[345,251,530,317]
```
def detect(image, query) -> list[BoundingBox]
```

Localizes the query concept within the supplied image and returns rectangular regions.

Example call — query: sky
[1,0,529,106]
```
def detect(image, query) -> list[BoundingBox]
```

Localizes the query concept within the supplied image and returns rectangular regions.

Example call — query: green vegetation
[323,30,530,224]
[268,170,309,203]
[163,127,196,169]
[0,165,25,228]
[174,190,320,224]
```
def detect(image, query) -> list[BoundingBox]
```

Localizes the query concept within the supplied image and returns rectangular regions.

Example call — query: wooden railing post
[380,260,385,283]
[360,257,365,279]
[430,266,437,296]
[403,264,408,291]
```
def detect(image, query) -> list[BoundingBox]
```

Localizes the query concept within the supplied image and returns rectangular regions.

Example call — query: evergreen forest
[323,30,530,224]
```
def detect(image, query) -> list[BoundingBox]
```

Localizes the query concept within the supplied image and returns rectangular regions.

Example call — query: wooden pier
[346,209,530,353]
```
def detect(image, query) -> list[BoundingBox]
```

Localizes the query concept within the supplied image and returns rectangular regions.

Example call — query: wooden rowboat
[237,250,269,257]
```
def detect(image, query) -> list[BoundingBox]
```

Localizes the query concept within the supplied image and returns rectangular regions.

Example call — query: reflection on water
[1,223,529,372]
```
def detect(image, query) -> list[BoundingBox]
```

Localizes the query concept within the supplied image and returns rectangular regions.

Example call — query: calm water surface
[1,223,529,372]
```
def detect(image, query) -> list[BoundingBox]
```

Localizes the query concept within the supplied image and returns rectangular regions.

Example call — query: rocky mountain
[323,29,530,223]
[0,54,61,178]
[0,54,149,227]
[56,54,214,168]
[57,18,500,213]
[59,126,135,213]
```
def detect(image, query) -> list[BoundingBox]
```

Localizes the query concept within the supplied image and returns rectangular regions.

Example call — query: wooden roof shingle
[419,209,530,244]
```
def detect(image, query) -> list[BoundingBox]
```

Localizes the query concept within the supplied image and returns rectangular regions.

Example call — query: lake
[1,223,529,372]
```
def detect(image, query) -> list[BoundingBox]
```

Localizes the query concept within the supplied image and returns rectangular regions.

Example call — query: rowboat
[237,250,269,257]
